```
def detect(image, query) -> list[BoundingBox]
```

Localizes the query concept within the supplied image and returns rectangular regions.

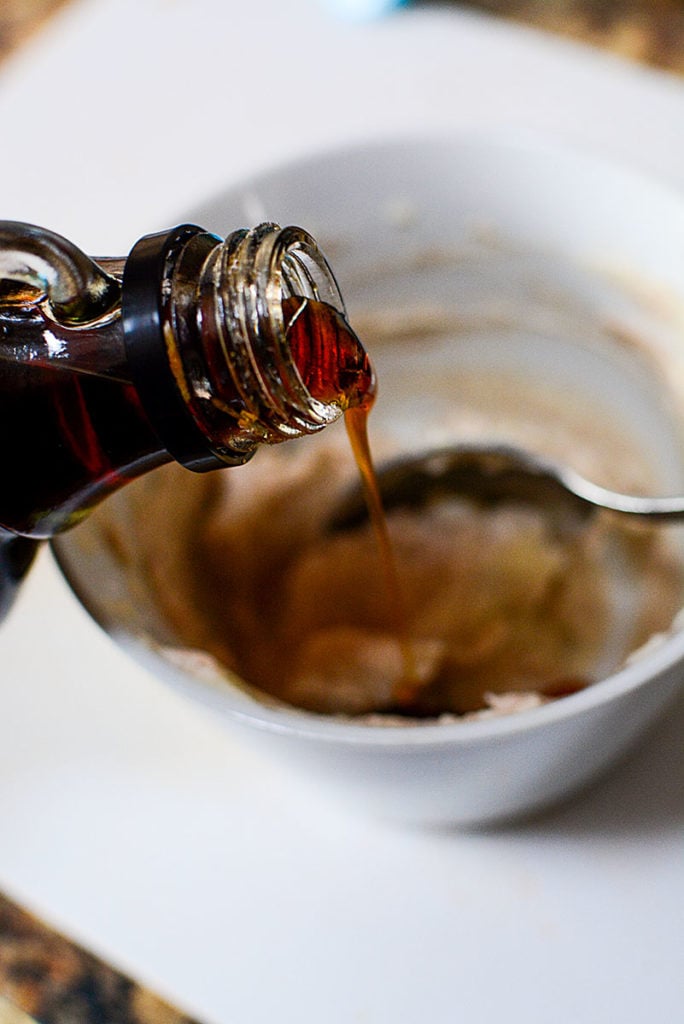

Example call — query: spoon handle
[562,469,684,521]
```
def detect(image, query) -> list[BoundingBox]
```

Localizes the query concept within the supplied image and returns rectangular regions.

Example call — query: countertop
[0,894,198,1024]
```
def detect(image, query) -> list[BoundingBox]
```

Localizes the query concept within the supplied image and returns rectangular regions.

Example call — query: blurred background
[4,0,684,71]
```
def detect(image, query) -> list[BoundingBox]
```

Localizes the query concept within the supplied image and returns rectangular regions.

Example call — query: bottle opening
[214,224,377,442]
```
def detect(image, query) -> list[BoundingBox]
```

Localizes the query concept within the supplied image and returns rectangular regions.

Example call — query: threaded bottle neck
[124,221,375,471]
[206,223,353,443]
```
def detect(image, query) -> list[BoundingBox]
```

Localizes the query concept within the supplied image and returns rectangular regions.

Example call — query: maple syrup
[343,406,422,705]
[283,296,375,410]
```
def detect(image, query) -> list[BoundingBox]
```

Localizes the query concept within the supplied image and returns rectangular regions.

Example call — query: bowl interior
[53,135,684,735]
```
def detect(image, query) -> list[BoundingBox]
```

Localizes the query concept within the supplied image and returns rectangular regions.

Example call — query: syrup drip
[286,296,420,706]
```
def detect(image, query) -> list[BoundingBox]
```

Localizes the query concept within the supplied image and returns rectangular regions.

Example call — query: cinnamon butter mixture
[152,439,682,721]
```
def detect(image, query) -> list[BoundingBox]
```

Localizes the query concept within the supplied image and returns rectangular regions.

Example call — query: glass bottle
[0,220,375,619]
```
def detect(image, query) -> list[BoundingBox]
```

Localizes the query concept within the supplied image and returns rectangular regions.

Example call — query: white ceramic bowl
[53,135,684,827]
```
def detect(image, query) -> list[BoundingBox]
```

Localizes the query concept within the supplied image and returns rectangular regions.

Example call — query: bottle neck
[206,223,358,439]
[122,222,373,472]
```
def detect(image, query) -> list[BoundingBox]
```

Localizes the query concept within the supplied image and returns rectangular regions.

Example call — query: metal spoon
[330,443,684,536]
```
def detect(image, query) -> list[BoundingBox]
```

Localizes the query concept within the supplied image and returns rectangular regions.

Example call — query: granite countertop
[0,2,681,1023]
[0,893,200,1024]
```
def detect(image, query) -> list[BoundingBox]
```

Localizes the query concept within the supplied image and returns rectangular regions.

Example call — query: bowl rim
[52,127,684,750]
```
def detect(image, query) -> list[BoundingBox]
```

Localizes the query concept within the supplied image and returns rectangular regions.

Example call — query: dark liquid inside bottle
[0,296,379,620]
[0,299,375,540]
[0,351,166,540]
[283,296,375,411]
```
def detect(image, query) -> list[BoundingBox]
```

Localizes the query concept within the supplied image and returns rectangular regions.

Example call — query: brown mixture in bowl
[156,436,682,721]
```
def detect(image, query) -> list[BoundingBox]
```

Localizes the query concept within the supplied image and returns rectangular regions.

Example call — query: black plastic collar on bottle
[122,224,235,473]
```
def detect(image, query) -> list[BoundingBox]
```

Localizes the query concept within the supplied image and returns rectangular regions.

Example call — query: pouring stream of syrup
[286,296,419,704]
